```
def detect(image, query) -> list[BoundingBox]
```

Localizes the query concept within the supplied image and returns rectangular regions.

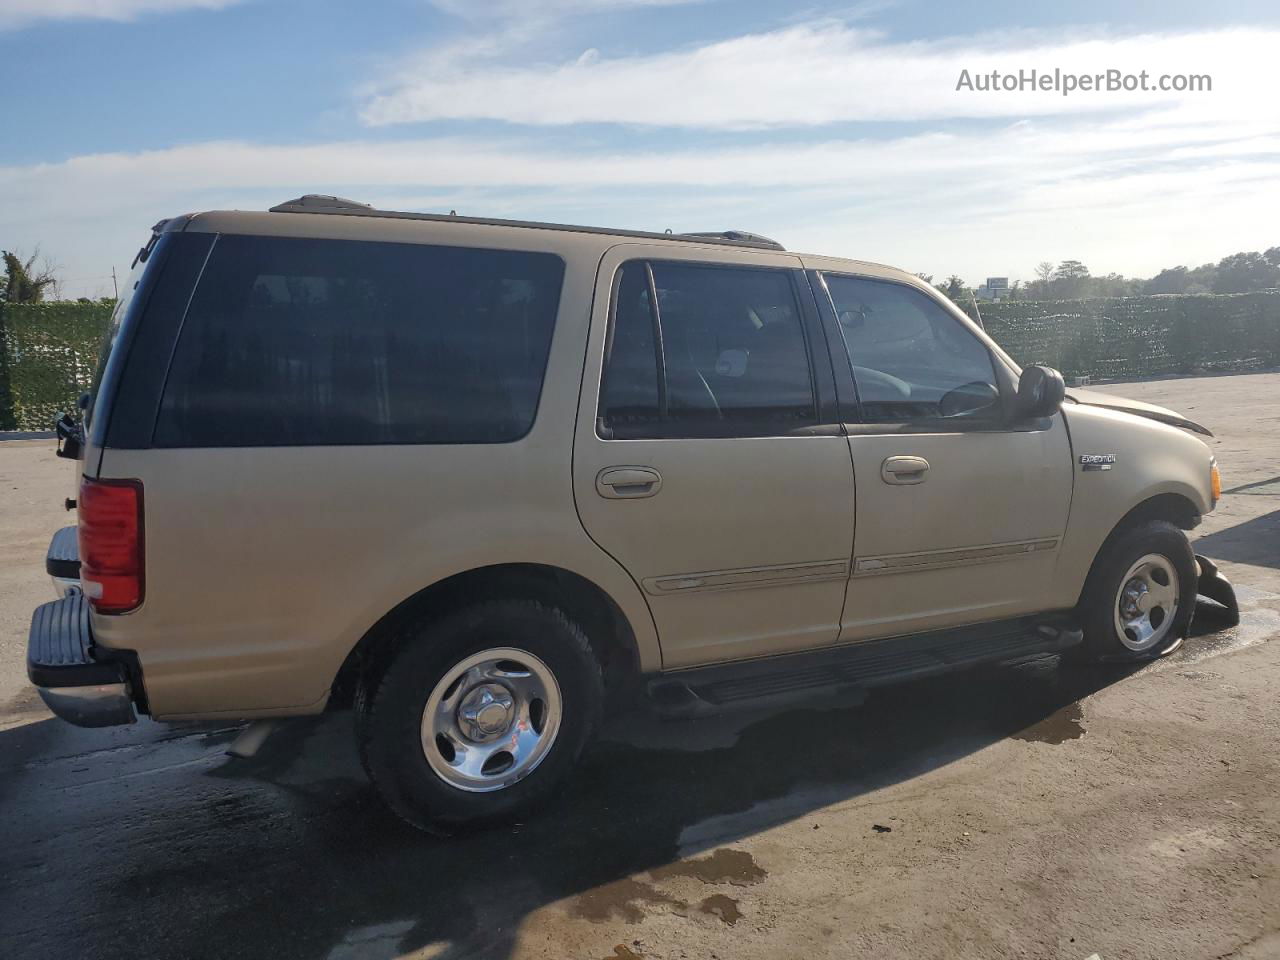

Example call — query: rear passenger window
[598,260,816,438]
[154,236,564,446]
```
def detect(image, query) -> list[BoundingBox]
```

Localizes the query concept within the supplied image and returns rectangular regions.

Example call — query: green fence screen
[0,301,113,431]
[962,291,1280,381]
[1,292,1278,432]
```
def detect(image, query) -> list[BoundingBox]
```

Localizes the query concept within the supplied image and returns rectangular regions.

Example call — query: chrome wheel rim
[1114,553,1180,652]
[421,647,562,793]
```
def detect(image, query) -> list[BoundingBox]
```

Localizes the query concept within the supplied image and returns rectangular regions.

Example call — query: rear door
[808,267,1074,641]
[573,244,855,668]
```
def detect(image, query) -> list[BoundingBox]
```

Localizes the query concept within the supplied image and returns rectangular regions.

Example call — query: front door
[573,244,855,669]
[811,268,1074,641]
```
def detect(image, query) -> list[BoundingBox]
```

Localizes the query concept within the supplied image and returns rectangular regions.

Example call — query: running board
[647,618,1082,717]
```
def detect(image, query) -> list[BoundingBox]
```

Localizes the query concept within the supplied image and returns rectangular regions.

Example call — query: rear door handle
[596,466,663,499]
[882,456,929,485]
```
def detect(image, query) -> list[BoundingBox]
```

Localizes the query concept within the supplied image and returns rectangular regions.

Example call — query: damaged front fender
[1066,388,1214,437]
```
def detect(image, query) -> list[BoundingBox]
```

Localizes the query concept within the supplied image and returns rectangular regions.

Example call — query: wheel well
[330,564,642,709]
[1114,492,1202,536]
[1075,492,1202,613]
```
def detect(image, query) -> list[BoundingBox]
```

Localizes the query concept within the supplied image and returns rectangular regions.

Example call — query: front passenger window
[824,274,1001,424]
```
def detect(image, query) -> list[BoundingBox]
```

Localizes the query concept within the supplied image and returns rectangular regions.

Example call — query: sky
[1,0,1279,298]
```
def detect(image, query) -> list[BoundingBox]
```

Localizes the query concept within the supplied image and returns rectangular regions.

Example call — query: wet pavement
[0,607,1256,960]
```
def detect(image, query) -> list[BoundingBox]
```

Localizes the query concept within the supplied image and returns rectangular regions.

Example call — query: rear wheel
[358,600,603,832]
[1077,519,1196,661]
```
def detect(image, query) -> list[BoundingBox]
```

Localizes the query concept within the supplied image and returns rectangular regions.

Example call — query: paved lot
[1,373,1278,960]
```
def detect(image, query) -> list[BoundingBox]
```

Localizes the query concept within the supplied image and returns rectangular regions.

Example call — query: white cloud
[5,100,1279,297]
[0,0,242,30]
[361,22,1275,128]
[427,0,702,17]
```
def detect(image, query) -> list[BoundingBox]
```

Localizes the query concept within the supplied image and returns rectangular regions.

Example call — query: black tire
[1076,519,1197,661]
[358,600,603,833]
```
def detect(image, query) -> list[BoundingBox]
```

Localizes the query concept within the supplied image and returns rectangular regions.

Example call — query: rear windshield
[153,235,564,447]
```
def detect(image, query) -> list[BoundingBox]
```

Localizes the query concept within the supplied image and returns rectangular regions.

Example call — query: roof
[262,194,787,252]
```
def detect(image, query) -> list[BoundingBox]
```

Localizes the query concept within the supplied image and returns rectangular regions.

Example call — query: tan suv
[29,195,1238,831]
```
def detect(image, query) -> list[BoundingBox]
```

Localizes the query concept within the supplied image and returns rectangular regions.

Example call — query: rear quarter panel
[89,231,662,720]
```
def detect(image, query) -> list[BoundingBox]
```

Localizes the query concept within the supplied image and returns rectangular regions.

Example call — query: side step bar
[648,618,1082,717]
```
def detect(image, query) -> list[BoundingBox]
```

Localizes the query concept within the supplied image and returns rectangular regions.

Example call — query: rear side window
[598,260,816,438]
[154,235,564,447]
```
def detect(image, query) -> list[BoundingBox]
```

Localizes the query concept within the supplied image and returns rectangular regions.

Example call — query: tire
[1077,519,1197,661]
[358,599,603,832]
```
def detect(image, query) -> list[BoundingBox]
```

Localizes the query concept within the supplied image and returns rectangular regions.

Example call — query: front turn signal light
[1211,461,1222,505]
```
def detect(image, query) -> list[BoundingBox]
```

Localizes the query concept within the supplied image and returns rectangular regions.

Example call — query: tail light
[78,477,144,613]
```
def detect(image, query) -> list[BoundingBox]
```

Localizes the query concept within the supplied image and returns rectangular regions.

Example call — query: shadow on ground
[1195,506,1280,570]
[0,610,1246,960]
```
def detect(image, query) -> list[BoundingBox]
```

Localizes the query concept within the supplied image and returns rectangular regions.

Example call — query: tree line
[923,244,1280,303]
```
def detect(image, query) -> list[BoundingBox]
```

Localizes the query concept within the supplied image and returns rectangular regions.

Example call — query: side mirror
[1016,365,1065,419]
[54,411,84,461]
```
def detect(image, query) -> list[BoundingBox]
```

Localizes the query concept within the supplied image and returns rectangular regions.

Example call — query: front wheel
[1077,519,1197,661]
[358,600,603,832]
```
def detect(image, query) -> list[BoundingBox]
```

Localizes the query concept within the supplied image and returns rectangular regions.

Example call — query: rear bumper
[37,684,135,728]
[46,525,80,597]
[27,593,137,728]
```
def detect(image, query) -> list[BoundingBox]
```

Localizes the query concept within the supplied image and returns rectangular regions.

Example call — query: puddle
[648,848,766,886]
[1013,702,1085,744]
[325,920,415,960]
[570,849,765,924]
[1168,604,1280,668]
[698,894,743,926]
[570,878,683,924]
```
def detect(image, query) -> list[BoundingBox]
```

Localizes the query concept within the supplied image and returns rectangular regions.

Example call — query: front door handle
[596,466,663,499]
[882,456,929,485]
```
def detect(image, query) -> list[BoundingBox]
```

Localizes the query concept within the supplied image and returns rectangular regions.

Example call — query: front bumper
[27,592,137,728]
[1195,554,1240,626]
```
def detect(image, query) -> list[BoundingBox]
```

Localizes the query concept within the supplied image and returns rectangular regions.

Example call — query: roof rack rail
[270,195,375,214]
[679,230,784,251]
[266,195,786,251]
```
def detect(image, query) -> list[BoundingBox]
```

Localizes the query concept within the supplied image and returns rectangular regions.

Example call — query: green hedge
[963,291,1280,381]
[1,292,1277,431]
[0,301,113,431]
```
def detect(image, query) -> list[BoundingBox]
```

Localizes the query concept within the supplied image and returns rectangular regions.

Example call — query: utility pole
[969,289,985,330]
[111,267,119,300]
